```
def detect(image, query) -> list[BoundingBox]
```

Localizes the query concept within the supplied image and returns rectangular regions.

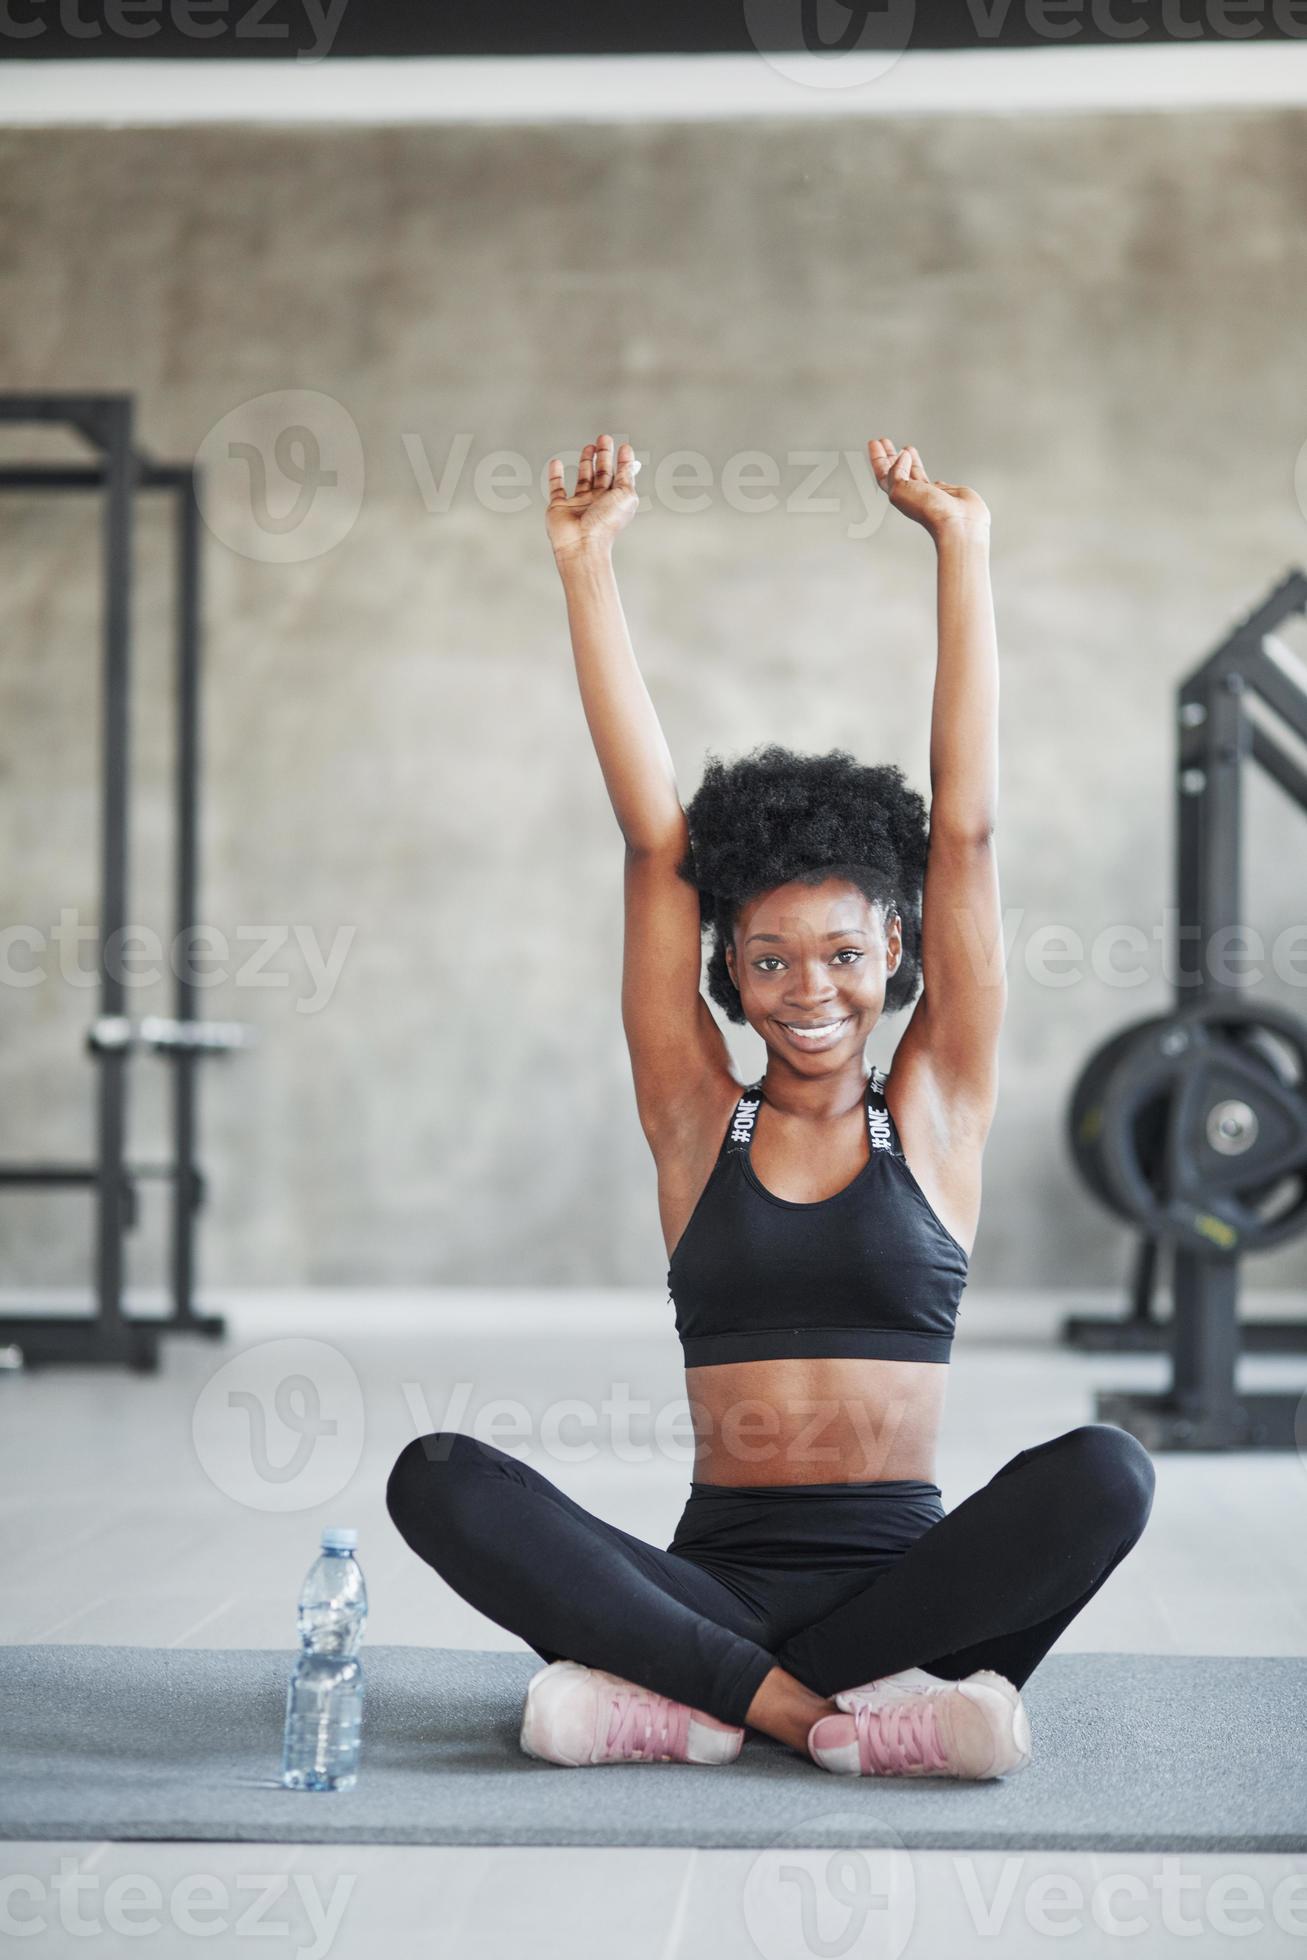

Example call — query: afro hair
[675,742,930,1025]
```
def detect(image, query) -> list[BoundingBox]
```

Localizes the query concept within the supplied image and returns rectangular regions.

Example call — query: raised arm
[547,436,680,851]
[867,439,1005,1135]
[547,434,733,1142]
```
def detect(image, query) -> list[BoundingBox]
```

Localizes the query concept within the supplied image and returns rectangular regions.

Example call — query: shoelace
[853,1694,951,1775]
[604,1686,691,1762]
[844,1674,949,1707]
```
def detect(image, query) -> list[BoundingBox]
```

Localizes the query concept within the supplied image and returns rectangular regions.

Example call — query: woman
[386,432,1156,1779]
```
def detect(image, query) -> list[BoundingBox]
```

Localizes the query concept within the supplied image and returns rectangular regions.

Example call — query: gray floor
[3,1287,1306,1957]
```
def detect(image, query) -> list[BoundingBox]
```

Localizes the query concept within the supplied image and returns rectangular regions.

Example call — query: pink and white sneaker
[519,1660,745,1767]
[836,1664,1025,1720]
[809,1668,1032,1780]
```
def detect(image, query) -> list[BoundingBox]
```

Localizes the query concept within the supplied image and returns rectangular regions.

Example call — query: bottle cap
[321,1526,357,1551]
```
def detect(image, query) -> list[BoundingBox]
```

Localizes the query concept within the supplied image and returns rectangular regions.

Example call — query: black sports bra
[667,1065,969,1368]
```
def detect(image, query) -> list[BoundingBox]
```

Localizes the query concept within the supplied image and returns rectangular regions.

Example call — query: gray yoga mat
[2,1644,1303,1851]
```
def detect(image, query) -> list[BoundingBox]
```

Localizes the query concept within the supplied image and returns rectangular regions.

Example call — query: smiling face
[724,876,903,1064]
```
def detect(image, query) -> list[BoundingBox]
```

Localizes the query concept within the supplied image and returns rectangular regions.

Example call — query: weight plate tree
[1063,570,1307,1448]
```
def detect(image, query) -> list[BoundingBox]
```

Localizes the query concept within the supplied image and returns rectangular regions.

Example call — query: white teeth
[785,1019,845,1037]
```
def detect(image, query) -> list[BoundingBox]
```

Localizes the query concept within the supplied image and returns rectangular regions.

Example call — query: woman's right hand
[546,434,641,563]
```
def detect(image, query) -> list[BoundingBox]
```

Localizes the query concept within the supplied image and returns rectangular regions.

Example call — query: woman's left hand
[868,438,990,542]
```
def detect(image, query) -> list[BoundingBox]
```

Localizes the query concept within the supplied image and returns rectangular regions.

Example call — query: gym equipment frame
[0,393,246,1372]
[1064,570,1307,1448]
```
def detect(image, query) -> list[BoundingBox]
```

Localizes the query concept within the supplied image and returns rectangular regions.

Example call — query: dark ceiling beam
[1,0,1301,59]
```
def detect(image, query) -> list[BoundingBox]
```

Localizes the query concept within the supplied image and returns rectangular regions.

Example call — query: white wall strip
[1,44,1306,127]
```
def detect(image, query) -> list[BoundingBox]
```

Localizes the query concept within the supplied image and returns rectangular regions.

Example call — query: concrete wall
[2,112,1307,1293]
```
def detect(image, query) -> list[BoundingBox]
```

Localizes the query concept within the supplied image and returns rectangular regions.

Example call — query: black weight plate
[1067,1015,1169,1222]
[1096,999,1307,1257]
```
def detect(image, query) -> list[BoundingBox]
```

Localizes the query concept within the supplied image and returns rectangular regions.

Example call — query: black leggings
[385,1422,1156,1730]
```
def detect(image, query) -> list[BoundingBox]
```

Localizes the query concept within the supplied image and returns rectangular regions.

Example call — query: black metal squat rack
[0,393,247,1372]
[1065,570,1307,1448]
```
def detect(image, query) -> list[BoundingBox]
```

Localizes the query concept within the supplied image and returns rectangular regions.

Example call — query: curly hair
[675,742,930,1025]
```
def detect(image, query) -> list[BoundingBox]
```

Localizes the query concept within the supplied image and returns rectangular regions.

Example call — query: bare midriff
[685,1355,948,1487]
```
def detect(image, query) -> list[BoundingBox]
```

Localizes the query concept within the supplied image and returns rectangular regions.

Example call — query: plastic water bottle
[280,1526,367,1792]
